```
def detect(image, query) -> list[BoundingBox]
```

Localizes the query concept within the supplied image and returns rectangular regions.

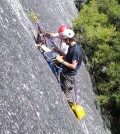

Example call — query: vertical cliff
[0,0,110,134]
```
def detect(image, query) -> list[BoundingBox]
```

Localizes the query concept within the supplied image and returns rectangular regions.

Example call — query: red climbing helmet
[58,25,68,33]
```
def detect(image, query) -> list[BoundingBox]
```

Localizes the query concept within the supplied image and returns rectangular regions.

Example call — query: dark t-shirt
[63,43,82,76]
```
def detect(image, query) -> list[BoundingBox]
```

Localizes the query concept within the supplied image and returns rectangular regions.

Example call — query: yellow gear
[72,104,86,119]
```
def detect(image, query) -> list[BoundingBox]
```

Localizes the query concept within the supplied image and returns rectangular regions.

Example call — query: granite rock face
[0,0,110,134]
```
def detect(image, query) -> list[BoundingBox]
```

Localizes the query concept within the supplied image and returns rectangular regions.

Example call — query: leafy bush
[73,0,120,117]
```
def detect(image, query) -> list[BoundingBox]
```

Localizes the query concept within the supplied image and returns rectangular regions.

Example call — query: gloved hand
[54,47,59,51]
[56,55,64,63]
[45,33,50,38]
[37,44,42,50]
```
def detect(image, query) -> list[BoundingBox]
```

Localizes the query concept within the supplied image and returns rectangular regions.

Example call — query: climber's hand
[54,47,59,51]
[45,33,50,38]
[37,44,42,50]
[55,55,64,63]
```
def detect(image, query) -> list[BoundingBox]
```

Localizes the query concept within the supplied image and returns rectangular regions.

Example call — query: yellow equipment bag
[72,104,86,119]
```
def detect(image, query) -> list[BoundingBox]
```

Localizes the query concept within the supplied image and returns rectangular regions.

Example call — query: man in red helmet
[45,25,69,55]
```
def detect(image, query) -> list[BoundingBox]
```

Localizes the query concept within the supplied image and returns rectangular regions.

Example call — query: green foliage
[107,62,120,79]
[112,90,120,108]
[98,95,110,107]
[73,0,120,116]
[97,0,120,30]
